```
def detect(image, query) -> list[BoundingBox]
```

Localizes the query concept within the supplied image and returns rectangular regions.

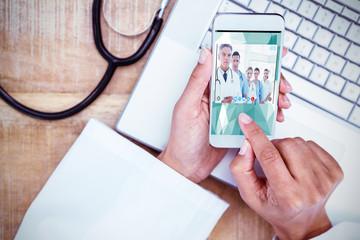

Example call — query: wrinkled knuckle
[247,126,264,138]
[282,137,293,142]
[306,140,316,146]
[189,71,201,82]
[326,159,344,183]
[260,146,280,165]
[294,137,305,144]
[277,138,297,150]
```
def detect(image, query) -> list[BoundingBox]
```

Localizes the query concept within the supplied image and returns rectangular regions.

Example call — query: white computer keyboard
[200,0,360,128]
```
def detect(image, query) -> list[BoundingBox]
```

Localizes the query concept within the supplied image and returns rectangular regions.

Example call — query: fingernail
[239,139,250,155]
[198,47,208,64]
[283,94,291,106]
[239,113,253,124]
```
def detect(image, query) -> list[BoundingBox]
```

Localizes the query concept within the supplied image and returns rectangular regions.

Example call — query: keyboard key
[284,11,301,31]
[284,30,298,49]
[342,62,360,82]
[248,0,269,13]
[233,0,251,7]
[346,24,360,45]
[219,0,249,12]
[266,2,285,15]
[282,69,353,119]
[342,7,359,22]
[314,7,334,28]
[345,44,360,64]
[342,81,360,102]
[297,19,317,39]
[309,65,330,86]
[349,106,360,127]
[282,50,298,69]
[325,74,346,94]
[309,45,330,66]
[325,0,343,13]
[336,0,360,12]
[293,37,314,57]
[281,0,301,11]
[293,57,314,77]
[329,35,350,56]
[329,15,351,36]
[298,0,318,19]
[313,28,334,47]
[325,54,346,74]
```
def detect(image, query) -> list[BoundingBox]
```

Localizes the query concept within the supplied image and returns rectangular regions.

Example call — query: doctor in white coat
[214,43,242,104]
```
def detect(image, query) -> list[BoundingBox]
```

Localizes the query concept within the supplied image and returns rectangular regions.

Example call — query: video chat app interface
[211,31,282,135]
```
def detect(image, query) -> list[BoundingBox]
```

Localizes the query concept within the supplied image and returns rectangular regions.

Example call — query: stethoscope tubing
[215,67,234,84]
[0,0,163,120]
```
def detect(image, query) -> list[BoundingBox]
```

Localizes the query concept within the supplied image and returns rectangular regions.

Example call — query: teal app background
[211,103,275,135]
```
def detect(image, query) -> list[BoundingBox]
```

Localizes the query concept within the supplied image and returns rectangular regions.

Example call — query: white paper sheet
[15,119,229,240]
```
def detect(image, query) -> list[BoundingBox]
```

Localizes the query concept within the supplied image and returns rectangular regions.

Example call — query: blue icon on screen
[233,97,237,101]
[247,97,250,101]
[243,97,246,102]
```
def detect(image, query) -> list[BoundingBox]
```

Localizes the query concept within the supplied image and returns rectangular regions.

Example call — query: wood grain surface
[0,0,274,239]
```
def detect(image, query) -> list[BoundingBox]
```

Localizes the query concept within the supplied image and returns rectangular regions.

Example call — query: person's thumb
[230,139,262,203]
[179,47,212,106]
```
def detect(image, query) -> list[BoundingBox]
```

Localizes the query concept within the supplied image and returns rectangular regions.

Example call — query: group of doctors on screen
[214,43,273,104]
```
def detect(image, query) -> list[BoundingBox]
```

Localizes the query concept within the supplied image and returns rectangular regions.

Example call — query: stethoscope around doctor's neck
[215,68,235,102]
[0,0,169,120]
[215,68,234,85]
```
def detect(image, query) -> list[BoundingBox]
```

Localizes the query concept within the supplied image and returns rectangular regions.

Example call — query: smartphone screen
[211,30,282,136]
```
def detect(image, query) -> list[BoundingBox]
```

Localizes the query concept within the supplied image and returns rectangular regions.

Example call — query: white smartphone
[209,13,285,148]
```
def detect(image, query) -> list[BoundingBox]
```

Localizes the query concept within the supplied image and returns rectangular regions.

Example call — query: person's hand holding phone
[230,113,344,239]
[158,47,292,182]
[158,47,227,183]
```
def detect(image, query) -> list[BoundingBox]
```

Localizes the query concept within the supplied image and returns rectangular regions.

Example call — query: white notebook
[15,119,229,240]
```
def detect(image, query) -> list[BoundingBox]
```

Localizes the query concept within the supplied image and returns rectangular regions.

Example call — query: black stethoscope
[215,67,234,85]
[0,0,168,120]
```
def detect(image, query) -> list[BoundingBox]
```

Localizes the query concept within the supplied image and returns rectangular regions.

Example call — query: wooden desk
[0,1,274,239]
